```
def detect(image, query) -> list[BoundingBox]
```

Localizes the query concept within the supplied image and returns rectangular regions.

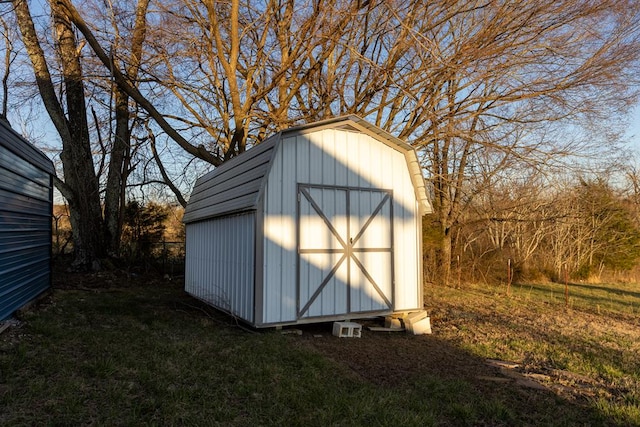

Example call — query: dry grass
[426,280,640,424]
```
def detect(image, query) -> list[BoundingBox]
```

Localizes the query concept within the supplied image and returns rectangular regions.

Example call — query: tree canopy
[7,0,640,278]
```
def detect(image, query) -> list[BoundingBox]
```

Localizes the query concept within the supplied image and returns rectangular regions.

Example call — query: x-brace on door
[297,184,394,319]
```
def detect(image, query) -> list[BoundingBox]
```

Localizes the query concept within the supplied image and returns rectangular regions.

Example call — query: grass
[427,280,640,426]
[0,283,474,426]
[1,274,639,426]
[512,280,639,318]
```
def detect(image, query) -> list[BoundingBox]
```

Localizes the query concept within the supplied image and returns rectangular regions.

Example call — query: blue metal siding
[0,120,53,320]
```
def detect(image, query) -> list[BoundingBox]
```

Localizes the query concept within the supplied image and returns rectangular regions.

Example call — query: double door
[297,184,394,319]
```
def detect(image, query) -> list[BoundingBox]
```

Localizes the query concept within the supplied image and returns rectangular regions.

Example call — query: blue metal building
[0,118,54,320]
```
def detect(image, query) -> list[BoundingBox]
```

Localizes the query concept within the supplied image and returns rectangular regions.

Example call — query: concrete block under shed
[404,310,432,335]
[384,316,403,329]
[408,316,432,335]
[332,321,362,338]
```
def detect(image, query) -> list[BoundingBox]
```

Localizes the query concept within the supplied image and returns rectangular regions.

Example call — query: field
[1,271,639,426]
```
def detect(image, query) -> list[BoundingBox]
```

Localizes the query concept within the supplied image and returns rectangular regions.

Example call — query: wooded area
[3,0,640,283]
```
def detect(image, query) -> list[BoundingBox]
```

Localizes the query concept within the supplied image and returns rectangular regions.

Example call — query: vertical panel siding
[262,128,422,324]
[185,213,255,324]
[349,190,393,313]
[0,137,52,321]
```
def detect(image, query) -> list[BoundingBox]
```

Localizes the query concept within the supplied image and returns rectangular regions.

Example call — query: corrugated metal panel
[185,212,255,324]
[183,137,278,223]
[183,116,431,225]
[0,120,53,320]
[183,116,429,326]
[282,115,431,215]
[0,120,55,176]
[262,128,423,324]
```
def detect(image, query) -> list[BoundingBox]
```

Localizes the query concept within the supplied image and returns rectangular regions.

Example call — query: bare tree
[14,0,156,262]
[464,175,559,280]
[129,0,362,155]
[0,10,17,120]
[101,0,150,255]
[56,0,222,166]
[12,0,640,282]
[354,0,640,284]
[16,0,105,269]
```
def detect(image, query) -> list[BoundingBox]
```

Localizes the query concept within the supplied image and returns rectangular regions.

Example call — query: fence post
[507,258,512,296]
[564,265,569,308]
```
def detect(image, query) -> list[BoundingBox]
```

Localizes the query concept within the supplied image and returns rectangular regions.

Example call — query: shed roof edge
[283,116,432,215]
[0,119,55,175]
[185,115,433,221]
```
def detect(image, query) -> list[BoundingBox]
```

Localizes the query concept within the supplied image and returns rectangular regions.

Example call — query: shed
[0,118,54,320]
[183,116,431,327]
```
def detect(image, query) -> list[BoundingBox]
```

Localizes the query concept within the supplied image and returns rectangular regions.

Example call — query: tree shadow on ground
[567,281,640,300]
[292,321,621,426]
[43,266,626,426]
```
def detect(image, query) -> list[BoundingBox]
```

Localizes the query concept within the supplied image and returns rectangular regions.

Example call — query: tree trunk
[16,0,104,269]
[103,86,130,256]
[437,225,453,286]
[103,0,149,256]
[53,2,104,268]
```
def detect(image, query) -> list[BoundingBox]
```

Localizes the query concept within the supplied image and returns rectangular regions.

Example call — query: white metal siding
[185,213,255,324]
[262,129,421,324]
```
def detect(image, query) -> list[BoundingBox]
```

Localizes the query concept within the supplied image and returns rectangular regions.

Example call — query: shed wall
[261,128,421,325]
[0,126,53,320]
[185,213,255,323]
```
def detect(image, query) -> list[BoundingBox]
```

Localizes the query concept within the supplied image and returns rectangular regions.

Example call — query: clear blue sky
[628,105,640,154]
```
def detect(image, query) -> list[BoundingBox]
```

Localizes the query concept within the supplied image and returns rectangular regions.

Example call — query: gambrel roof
[183,115,431,224]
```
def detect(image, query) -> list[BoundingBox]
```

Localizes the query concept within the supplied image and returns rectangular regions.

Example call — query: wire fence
[147,240,185,277]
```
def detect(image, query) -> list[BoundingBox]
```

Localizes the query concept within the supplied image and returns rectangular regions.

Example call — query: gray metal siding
[0,121,53,320]
[185,213,255,324]
[262,128,423,324]
[183,137,277,223]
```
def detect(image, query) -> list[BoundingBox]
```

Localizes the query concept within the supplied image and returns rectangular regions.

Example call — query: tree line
[53,200,184,263]
[2,0,640,283]
[429,172,640,285]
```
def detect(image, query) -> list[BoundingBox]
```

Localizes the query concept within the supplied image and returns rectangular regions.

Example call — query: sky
[627,105,640,153]
[16,97,640,205]
[6,0,640,203]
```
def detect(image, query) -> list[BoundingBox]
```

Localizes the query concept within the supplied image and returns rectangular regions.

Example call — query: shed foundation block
[332,321,362,338]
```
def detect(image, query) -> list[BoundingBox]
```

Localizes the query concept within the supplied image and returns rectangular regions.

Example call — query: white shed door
[297,185,393,319]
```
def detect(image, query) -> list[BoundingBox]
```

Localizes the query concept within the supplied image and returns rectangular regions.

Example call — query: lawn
[1,272,638,426]
[426,280,640,425]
